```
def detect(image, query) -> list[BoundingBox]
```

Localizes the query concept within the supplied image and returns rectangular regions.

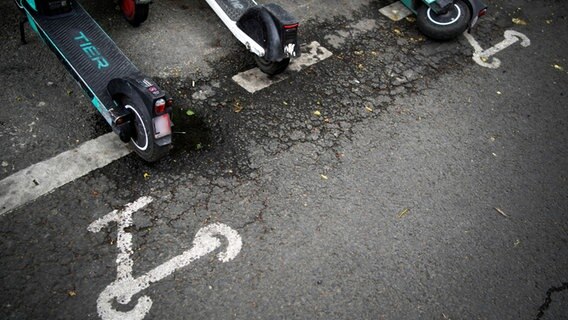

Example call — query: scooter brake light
[478,8,487,17]
[284,23,299,29]
[154,98,166,115]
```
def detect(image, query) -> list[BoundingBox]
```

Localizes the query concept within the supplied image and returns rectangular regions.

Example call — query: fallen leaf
[143,172,150,179]
[196,143,203,150]
[393,28,402,35]
[545,19,552,24]
[512,17,527,25]
[185,109,195,116]
[552,64,564,71]
[313,110,321,116]
[480,56,489,62]
[514,239,521,247]
[496,91,502,95]
[365,106,373,112]
[320,174,328,180]
[68,290,77,297]
[494,207,508,217]
[283,101,288,106]
[397,208,410,218]
[405,16,416,23]
[233,101,243,113]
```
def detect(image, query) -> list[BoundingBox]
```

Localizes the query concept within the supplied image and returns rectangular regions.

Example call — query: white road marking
[88,196,154,281]
[0,133,131,217]
[232,41,333,93]
[379,1,413,21]
[464,30,531,68]
[89,198,242,320]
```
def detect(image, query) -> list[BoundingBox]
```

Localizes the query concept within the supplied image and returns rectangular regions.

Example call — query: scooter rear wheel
[120,0,149,27]
[416,0,471,41]
[254,56,290,76]
[124,99,169,162]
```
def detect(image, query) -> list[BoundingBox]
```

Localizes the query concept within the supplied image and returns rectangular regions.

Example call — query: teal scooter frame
[16,0,174,162]
[401,0,487,40]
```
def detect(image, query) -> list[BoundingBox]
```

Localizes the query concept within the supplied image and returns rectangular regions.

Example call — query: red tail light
[284,23,299,30]
[154,98,166,114]
[478,8,487,17]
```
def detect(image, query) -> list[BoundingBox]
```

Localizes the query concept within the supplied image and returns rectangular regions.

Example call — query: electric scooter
[402,0,487,40]
[16,0,173,162]
[204,0,301,75]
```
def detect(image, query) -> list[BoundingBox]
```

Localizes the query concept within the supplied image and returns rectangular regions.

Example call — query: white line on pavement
[379,1,412,21]
[0,133,131,216]
[232,41,333,93]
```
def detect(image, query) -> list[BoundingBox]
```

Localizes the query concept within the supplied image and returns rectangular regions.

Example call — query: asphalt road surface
[1,0,567,319]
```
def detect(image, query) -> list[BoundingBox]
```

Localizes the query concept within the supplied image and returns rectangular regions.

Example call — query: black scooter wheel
[120,0,149,27]
[416,0,471,41]
[254,56,290,76]
[124,99,169,162]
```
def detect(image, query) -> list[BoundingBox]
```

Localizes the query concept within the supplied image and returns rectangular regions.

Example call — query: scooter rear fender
[237,4,300,61]
[464,0,487,29]
[107,77,172,143]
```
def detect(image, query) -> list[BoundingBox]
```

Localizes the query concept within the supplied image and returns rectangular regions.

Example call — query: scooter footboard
[237,4,300,61]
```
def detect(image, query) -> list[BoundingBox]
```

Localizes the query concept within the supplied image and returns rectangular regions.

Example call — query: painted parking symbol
[464,30,531,68]
[88,197,242,320]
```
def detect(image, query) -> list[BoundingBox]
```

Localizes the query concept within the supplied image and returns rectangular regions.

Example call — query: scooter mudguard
[237,4,300,61]
[107,77,172,146]
[465,0,487,29]
[135,0,152,4]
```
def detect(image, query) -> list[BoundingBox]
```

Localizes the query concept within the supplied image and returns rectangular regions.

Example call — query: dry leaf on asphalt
[512,18,528,25]
[494,207,508,217]
[398,208,410,218]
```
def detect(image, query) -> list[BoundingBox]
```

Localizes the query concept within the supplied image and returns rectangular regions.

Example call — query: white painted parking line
[379,1,412,21]
[232,41,333,93]
[0,133,131,216]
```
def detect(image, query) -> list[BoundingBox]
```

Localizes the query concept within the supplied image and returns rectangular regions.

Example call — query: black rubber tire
[416,0,471,41]
[120,0,149,27]
[123,98,169,162]
[254,56,290,76]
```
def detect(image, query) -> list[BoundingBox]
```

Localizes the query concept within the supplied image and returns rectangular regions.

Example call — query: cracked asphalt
[1,0,567,319]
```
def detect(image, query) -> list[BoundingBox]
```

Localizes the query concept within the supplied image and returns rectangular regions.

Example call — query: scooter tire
[416,0,471,41]
[124,98,169,162]
[254,56,290,76]
[120,0,149,27]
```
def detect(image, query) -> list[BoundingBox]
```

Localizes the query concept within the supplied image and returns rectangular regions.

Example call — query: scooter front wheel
[416,0,471,41]
[124,99,169,162]
[120,0,149,27]
[254,56,290,76]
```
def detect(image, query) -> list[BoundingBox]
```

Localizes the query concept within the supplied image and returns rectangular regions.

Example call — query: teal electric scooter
[16,0,174,162]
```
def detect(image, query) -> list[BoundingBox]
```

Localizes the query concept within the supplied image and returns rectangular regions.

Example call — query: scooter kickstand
[19,16,28,44]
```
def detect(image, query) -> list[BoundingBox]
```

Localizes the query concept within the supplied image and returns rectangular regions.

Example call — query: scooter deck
[212,0,256,21]
[23,1,142,124]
